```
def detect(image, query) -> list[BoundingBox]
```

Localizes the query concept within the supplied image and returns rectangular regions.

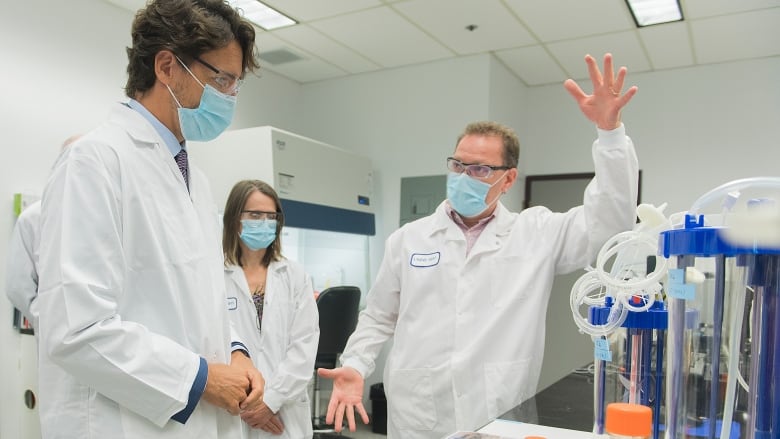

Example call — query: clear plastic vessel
[659,178,780,439]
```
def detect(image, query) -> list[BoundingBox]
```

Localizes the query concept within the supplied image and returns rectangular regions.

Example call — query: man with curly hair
[36,1,263,437]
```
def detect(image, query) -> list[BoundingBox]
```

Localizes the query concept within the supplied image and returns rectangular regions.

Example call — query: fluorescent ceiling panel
[230,0,296,30]
[625,0,683,27]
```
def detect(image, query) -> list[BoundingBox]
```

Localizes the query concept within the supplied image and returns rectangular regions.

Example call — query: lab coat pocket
[278,396,313,438]
[484,359,530,419]
[388,368,437,431]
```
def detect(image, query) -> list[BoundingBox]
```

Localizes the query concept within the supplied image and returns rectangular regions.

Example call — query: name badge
[410,252,440,267]
[227,297,238,310]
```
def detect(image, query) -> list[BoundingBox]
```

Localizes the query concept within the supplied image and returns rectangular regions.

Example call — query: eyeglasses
[193,57,243,95]
[446,157,513,178]
[241,210,279,221]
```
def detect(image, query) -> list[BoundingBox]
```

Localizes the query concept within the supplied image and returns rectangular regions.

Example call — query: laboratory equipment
[570,204,672,439]
[606,402,653,439]
[659,177,780,439]
[190,126,376,295]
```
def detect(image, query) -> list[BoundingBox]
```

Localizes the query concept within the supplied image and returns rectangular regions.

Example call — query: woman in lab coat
[223,179,320,438]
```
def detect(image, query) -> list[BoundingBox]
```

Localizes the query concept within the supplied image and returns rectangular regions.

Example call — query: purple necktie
[174,148,189,190]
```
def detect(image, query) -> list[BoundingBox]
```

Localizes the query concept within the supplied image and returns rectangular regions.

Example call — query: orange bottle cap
[605,403,652,436]
[524,436,546,439]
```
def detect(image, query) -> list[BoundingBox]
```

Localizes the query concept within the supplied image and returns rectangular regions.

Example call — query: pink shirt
[445,202,496,255]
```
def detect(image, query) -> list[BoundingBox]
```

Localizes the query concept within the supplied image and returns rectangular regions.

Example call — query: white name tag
[410,252,440,267]
[227,297,238,310]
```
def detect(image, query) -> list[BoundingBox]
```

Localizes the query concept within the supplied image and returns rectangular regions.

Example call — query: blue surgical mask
[166,59,236,142]
[446,171,506,217]
[239,219,277,250]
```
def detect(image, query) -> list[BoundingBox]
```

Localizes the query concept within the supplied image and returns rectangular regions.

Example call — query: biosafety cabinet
[189,126,375,296]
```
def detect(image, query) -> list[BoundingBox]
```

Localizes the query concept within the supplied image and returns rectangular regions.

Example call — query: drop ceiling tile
[684,0,780,19]
[495,45,567,86]
[261,0,382,21]
[256,31,349,81]
[262,57,348,83]
[639,21,693,69]
[256,31,303,55]
[272,24,380,73]
[503,0,635,42]
[691,8,780,64]
[394,0,536,55]
[103,0,145,12]
[546,31,651,80]
[310,6,453,67]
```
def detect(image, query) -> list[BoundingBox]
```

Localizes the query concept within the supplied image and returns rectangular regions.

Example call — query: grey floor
[350,423,387,439]
[311,378,386,439]
[314,422,386,439]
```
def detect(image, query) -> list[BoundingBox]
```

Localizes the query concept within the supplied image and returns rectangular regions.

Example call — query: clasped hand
[241,402,284,434]
[203,353,265,415]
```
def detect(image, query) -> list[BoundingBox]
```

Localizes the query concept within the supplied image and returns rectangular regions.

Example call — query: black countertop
[497,367,595,432]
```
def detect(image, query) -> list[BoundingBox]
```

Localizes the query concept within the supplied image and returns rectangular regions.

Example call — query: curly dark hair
[125,0,260,98]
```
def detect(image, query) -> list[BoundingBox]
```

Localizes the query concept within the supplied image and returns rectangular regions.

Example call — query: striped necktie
[174,148,189,190]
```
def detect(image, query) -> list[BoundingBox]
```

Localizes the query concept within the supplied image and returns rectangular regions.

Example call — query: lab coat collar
[430,201,463,242]
[224,259,291,278]
[466,202,514,258]
[431,200,514,240]
[110,103,199,199]
[108,102,161,146]
[225,259,290,300]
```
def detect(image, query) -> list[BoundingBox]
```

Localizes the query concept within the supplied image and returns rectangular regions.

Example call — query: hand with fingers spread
[564,53,638,130]
[317,366,370,432]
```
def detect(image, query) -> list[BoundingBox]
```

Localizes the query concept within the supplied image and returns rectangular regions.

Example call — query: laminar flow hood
[189,126,375,236]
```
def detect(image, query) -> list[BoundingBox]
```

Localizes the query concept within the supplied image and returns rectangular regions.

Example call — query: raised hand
[564,53,638,130]
[317,366,370,432]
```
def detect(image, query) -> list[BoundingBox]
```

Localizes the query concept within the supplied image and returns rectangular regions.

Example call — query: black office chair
[312,286,362,437]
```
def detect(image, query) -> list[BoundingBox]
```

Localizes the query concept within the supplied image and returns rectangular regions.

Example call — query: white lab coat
[225,259,319,439]
[5,200,41,329]
[340,126,639,439]
[36,103,242,439]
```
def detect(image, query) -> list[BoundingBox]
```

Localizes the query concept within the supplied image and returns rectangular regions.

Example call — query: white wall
[0,1,132,437]
[0,1,302,437]
[299,53,526,407]
[520,57,780,215]
[295,52,780,409]
[300,54,494,272]
[487,55,528,213]
[2,0,780,434]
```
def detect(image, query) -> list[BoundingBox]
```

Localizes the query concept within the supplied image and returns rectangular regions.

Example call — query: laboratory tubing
[659,177,780,439]
[571,204,672,439]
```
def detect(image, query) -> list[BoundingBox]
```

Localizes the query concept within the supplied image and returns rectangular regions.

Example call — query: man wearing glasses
[36,1,263,438]
[318,53,640,439]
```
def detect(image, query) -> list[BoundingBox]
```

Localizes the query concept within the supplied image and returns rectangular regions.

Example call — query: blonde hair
[456,121,520,168]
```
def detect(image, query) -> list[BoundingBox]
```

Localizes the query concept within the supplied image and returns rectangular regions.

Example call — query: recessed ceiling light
[625,0,683,27]
[229,0,296,30]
